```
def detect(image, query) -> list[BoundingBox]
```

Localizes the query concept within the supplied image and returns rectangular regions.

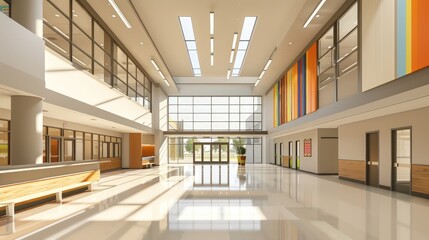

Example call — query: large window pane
[338,28,358,62]
[113,45,127,69]
[44,24,70,59]
[319,27,334,57]
[113,61,127,82]
[194,97,211,104]
[128,59,137,78]
[72,0,92,36]
[212,97,228,104]
[72,46,91,72]
[44,1,70,39]
[338,3,358,40]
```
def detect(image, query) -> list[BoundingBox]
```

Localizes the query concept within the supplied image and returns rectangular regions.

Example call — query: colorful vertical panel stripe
[396,0,429,77]
[272,43,318,127]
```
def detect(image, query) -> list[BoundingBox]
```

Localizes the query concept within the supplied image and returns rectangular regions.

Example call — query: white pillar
[11,0,43,37]
[11,96,43,165]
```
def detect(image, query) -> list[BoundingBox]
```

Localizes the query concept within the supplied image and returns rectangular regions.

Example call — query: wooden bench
[142,160,155,169]
[0,181,93,218]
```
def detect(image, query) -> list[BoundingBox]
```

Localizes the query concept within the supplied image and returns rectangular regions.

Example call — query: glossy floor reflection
[1,164,429,239]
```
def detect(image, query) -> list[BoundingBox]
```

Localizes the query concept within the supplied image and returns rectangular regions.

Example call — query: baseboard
[379,185,391,190]
[412,191,429,199]
[339,176,365,185]
[299,169,338,176]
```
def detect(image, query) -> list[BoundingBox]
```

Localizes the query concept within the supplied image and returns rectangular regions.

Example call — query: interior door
[193,143,203,164]
[366,132,379,187]
[274,143,277,165]
[279,143,283,166]
[392,128,411,194]
[219,143,229,163]
[295,141,300,170]
[50,137,61,163]
[64,139,75,161]
[288,141,293,168]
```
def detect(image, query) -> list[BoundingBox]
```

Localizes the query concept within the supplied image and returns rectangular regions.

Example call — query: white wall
[0,12,45,93]
[361,0,395,91]
[263,91,273,131]
[152,85,168,165]
[338,106,429,187]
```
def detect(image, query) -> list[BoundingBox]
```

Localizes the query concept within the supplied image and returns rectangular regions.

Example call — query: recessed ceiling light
[164,79,170,87]
[210,37,214,53]
[101,43,104,46]
[303,0,326,28]
[55,14,60,17]
[316,15,320,18]
[108,0,132,28]
[232,33,238,49]
[140,42,143,45]
[73,14,78,17]
[289,42,292,45]
[230,50,235,63]
[328,45,332,49]
[150,59,160,71]
[158,71,165,79]
[112,14,116,18]
[210,12,215,35]
[263,59,272,71]
[227,69,231,80]
[254,79,260,86]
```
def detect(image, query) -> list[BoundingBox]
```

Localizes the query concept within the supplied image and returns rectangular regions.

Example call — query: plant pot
[238,156,246,166]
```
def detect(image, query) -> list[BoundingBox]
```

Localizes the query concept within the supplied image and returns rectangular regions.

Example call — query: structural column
[11,0,43,37]
[11,96,43,165]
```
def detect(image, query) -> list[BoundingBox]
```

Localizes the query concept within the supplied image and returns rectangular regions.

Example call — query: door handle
[367,161,371,166]
[393,163,398,167]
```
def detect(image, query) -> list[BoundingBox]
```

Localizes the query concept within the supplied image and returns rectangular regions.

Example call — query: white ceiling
[85,0,346,94]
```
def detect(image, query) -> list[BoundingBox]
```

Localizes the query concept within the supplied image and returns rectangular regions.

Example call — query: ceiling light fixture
[303,0,326,28]
[232,17,257,77]
[164,79,170,87]
[150,59,160,71]
[254,79,260,86]
[263,59,272,71]
[210,37,214,53]
[258,70,266,79]
[210,12,215,35]
[179,17,201,77]
[112,14,116,18]
[108,0,132,28]
[227,69,231,80]
[232,33,238,49]
[140,42,143,45]
[211,54,214,66]
[158,71,165,79]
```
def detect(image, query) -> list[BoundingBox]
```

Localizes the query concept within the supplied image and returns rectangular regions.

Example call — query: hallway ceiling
[85,0,346,94]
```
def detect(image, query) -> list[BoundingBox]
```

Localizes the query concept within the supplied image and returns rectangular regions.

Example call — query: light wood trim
[99,158,121,171]
[129,133,142,169]
[339,159,366,182]
[0,170,99,202]
[412,164,429,195]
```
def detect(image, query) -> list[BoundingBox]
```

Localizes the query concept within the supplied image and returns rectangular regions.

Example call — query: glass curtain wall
[42,0,152,110]
[168,96,262,131]
[169,137,262,164]
[318,2,359,107]
[41,126,121,164]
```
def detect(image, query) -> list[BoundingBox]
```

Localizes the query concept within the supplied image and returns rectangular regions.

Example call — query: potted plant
[237,146,246,166]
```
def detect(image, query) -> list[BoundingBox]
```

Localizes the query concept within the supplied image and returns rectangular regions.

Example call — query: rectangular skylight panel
[240,17,257,41]
[232,68,240,76]
[179,17,195,40]
[194,68,202,76]
[238,41,249,50]
[186,41,197,50]
[189,50,200,69]
[233,50,246,69]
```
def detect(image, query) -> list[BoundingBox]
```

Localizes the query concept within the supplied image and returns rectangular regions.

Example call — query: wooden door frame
[365,131,380,187]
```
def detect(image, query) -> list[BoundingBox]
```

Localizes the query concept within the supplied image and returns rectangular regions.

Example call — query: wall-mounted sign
[304,138,312,157]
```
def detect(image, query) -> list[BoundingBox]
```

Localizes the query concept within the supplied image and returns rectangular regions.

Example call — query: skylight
[232,17,257,77]
[179,17,201,76]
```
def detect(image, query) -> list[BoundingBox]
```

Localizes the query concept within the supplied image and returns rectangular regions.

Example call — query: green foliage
[237,146,246,155]
[232,139,246,156]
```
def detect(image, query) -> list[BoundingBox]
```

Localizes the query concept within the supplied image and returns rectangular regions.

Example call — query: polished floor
[1,164,429,239]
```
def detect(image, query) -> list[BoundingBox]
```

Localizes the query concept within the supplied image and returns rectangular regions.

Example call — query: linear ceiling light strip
[151,59,169,87]
[303,0,326,28]
[108,0,132,28]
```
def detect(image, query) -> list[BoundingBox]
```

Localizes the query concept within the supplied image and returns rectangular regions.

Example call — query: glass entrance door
[193,143,229,164]
[49,137,61,163]
[392,128,411,194]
